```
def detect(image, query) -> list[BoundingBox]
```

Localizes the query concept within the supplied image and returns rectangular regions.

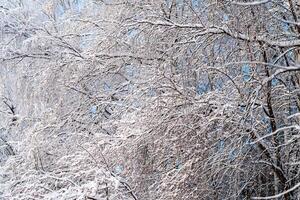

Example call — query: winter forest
[0,0,300,199]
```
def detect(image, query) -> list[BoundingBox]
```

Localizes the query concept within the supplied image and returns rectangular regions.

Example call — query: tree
[0,0,299,200]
